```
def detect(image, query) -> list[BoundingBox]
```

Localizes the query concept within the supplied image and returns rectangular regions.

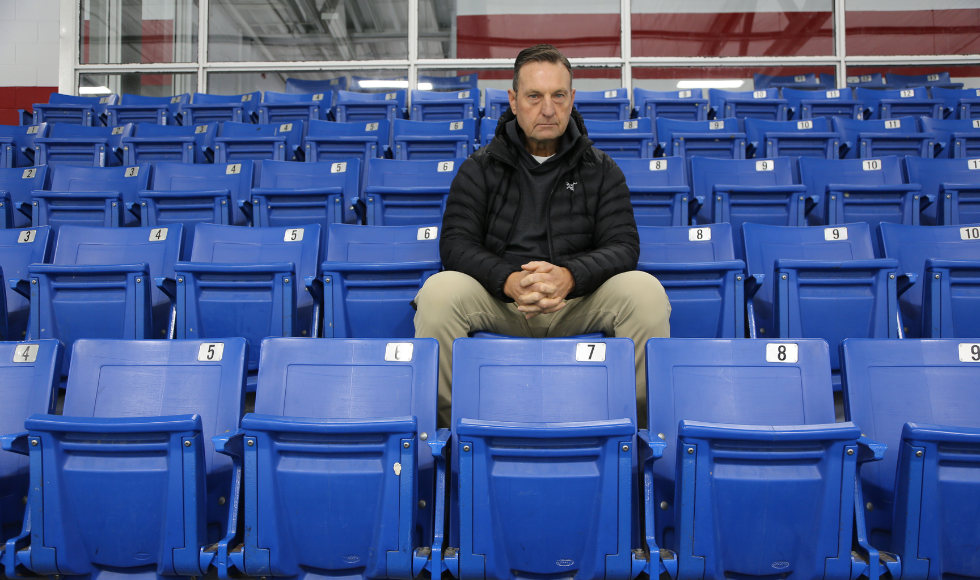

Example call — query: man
[415,44,670,427]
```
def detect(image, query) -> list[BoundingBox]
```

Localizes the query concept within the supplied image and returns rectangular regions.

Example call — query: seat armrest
[213,429,245,459]
[745,273,765,299]
[0,432,30,455]
[155,276,177,300]
[856,435,886,464]
[897,273,917,297]
[637,429,666,461]
[9,279,30,299]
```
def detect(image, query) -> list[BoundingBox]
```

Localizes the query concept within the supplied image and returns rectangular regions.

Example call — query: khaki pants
[414,270,671,428]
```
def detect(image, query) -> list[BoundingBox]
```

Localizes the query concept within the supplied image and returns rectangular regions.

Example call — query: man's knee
[415,271,488,316]
[599,270,670,310]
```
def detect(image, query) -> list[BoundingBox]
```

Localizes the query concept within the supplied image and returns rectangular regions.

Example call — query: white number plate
[623,121,638,130]
[797,120,813,130]
[970,159,980,170]
[847,76,859,83]
[959,343,980,362]
[111,126,125,135]
[149,228,167,241]
[417,226,438,240]
[755,160,773,171]
[826,90,840,98]
[171,96,183,104]
[766,343,798,363]
[689,227,710,241]
[604,90,618,98]
[753,91,767,98]
[973,120,980,129]
[385,342,414,361]
[861,75,873,82]
[198,342,224,362]
[241,94,252,102]
[795,75,806,82]
[18,229,36,243]
[927,74,940,82]
[365,122,379,131]
[331,162,347,173]
[458,91,470,99]
[195,125,208,134]
[22,168,36,179]
[576,342,606,362]
[124,166,139,177]
[862,159,882,171]
[960,226,980,240]
[284,228,304,242]
[449,121,464,131]
[13,344,38,363]
[100,96,110,104]
[825,227,847,241]
[226,163,242,175]
[884,120,901,129]
[678,90,692,98]
[709,121,724,130]
[312,93,324,101]
[649,159,667,171]
[385,93,397,100]
[26,125,39,134]
[437,161,454,172]
[900,89,914,98]
[279,123,293,132]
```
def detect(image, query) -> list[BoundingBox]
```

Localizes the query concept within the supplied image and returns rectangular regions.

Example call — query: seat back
[0,124,45,168]
[919,117,980,159]
[285,76,347,94]
[931,87,980,120]
[304,119,390,170]
[258,91,330,124]
[753,72,831,90]
[846,73,889,88]
[904,156,980,225]
[709,88,787,124]
[35,93,116,125]
[364,157,462,225]
[124,121,217,164]
[35,123,132,168]
[253,158,360,239]
[583,118,655,158]
[855,87,942,120]
[617,157,690,226]
[40,163,151,229]
[322,223,440,338]
[782,87,864,121]
[0,165,49,228]
[107,93,189,125]
[147,160,254,229]
[409,89,478,121]
[215,121,304,162]
[656,117,746,164]
[887,71,954,88]
[484,88,511,119]
[572,88,631,120]
[0,227,52,340]
[743,117,838,159]
[638,223,736,263]
[392,118,475,160]
[799,156,907,226]
[334,90,406,124]
[633,87,708,121]
[842,338,980,574]
[645,338,839,565]
[183,92,261,123]
[419,73,478,91]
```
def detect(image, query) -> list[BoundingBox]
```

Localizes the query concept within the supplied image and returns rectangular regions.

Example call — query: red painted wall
[0,87,58,126]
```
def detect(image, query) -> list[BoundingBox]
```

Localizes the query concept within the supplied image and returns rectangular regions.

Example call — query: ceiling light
[79,85,113,95]
[677,80,745,89]
[358,80,408,89]
[417,83,433,90]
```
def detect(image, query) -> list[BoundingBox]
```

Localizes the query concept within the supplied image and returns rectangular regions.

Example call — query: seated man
[414,44,670,428]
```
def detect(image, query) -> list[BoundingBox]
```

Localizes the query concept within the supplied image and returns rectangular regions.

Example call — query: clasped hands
[504,261,575,319]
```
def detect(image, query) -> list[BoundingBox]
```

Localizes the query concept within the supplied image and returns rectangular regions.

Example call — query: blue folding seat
[0,124,44,168]
[33,123,132,168]
[782,88,864,121]
[633,88,708,121]
[106,93,189,126]
[583,118,655,158]
[847,73,891,89]
[0,227,52,340]
[139,161,254,241]
[855,87,943,121]
[420,73,478,91]
[17,110,32,126]
[334,90,407,125]
[931,87,980,120]
[303,119,390,169]
[919,117,980,159]
[903,156,980,226]
[121,121,217,164]
[479,116,498,147]
[753,72,833,90]
[842,338,980,580]
[392,118,474,160]
[644,337,892,580]
[179,91,261,125]
[285,76,347,94]
[656,118,747,165]
[744,117,840,159]
[1,338,247,580]
[708,88,788,126]
[484,88,511,119]
[742,222,905,384]
[258,91,330,124]
[214,121,305,163]
[833,116,934,159]
[217,337,443,580]
[690,157,810,238]
[799,156,927,228]
[887,71,962,90]
[618,157,694,226]
[572,88,631,120]
[32,93,116,126]
[445,337,644,580]
[251,158,361,233]
[322,223,440,338]
[0,166,48,228]
[410,89,478,121]
[173,223,321,376]
[636,224,745,338]
[879,223,980,339]
[32,163,150,230]
[362,158,462,226]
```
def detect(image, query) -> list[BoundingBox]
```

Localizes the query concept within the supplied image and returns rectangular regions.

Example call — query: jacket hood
[486,107,592,167]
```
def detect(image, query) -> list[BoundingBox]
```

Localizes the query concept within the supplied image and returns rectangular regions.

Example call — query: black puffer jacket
[440,108,639,301]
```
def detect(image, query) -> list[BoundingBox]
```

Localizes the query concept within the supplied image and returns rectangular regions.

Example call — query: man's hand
[505,261,575,319]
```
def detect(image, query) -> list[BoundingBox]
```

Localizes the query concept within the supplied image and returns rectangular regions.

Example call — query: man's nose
[540,96,556,117]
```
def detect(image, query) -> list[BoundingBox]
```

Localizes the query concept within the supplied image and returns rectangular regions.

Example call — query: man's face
[508,61,575,147]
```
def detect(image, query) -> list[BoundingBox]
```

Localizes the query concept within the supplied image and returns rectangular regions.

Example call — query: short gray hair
[513,44,573,92]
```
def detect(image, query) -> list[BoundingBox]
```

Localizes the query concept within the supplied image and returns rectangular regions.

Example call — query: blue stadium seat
[742,222,904,383]
[903,156,980,226]
[879,223,980,339]
[919,117,980,159]
[218,337,442,580]
[841,338,980,580]
[258,91,330,124]
[106,93,189,126]
[251,158,361,235]
[446,337,643,580]
[32,163,150,230]
[846,73,891,89]
[573,88,631,120]
[583,118,655,158]
[855,87,943,121]
[0,227,52,340]
[743,117,840,159]
[173,223,321,376]
[303,119,390,173]
[179,91,261,124]
[690,157,810,237]
[214,121,305,162]
[484,88,510,119]
[656,118,747,166]
[0,124,44,168]
[833,116,934,159]
[479,115,498,148]
[887,71,961,90]
[334,90,407,126]
[0,166,48,228]
[419,73,478,91]
[17,110,32,126]
[285,76,347,94]
[121,121,217,164]
[930,87,980,120]
[782,88,864,121]
[139,161,254,241]
[322,223,440,338]
[708,88,788,126]
[363,158,462,226]
[33,123,132,168]
[799,156,927,229]
[1,338,247,580]
[636,224,745,337]
[32,93,117,126]
[0,340,61,548]
[410,89,478,121]
[392,118,475,160]
[644,337,891,580]
[753,72,833,90]
[632,88,708,121]
[617,157,694,226]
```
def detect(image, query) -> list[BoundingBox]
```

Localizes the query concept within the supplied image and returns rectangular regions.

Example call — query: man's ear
[507,89,518,113]
[569,88,576,108]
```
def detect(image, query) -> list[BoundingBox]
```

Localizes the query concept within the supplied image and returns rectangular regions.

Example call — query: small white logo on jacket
[566,182,577,191]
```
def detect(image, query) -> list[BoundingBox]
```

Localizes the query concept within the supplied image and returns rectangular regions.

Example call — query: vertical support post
[60,0,80,94]
[621,0,632,109]
[834,0,847,89]
[408,0,419,108]
[198,0,210,93]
